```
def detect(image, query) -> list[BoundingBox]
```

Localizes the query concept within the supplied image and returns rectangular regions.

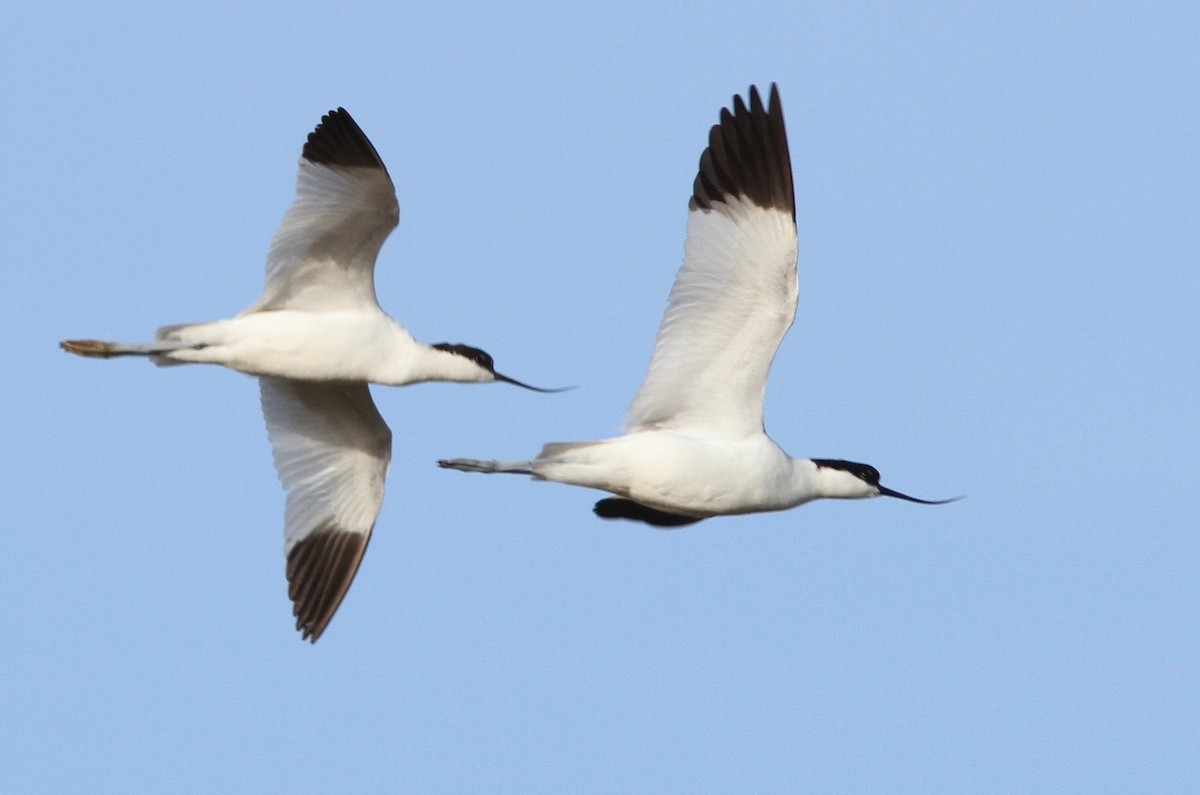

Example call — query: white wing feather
[260,377,392,554]
[625,85,798,438]
[250,110,399,313]
[624,202,797,436]
[259,376,392,640]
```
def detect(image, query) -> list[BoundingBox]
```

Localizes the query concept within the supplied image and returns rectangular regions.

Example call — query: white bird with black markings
[62,108,560,641]
[440,84,957,524]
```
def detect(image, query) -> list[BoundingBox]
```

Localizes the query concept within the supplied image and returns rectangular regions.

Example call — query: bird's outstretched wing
[259,377,393,642]
[624,85,798,438]
[250,108,400,312]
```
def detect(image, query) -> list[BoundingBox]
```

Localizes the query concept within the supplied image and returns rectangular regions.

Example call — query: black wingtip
[302,108,389,171]
[286,524,371,643]
[689,83,795,221]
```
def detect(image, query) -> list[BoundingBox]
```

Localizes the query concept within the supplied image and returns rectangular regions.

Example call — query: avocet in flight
[440,85,956,524]
[62,108,559,641]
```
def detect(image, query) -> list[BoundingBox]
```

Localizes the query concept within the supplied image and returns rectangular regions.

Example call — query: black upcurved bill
[878,485,962,505]
[494,372,575,393]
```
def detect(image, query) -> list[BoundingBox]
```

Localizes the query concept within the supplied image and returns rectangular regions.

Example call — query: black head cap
[813,458,961,505]
[431,342,495,371]
[812,458,881,485]
[431,342,571,393]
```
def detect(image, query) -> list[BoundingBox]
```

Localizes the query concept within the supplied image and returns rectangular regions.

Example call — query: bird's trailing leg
[438,458,534,475]
[60,339,201,359]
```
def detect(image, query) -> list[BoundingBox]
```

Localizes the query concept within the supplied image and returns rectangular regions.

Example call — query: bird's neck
[799,459,877,500]
[784,457,826,506]
[379,339,491,386]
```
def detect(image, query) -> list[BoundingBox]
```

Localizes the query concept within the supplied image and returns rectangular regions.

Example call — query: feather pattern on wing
[625,85,798,437]
[259,376,392,641]
[250,108,400,312]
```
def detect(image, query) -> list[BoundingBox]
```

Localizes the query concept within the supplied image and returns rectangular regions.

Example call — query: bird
[439,84,957,525]
[61,107,561,641]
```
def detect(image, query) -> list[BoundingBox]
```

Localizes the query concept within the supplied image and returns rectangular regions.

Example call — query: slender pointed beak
[494,372,575,393]
[877,485,962,505]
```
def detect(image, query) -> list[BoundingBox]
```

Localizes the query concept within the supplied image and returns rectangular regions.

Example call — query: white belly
[161,310,409,381]
[534,431,802,517]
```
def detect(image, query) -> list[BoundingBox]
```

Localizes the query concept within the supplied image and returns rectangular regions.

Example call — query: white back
[625,85,798,438]
[250,108,400,313]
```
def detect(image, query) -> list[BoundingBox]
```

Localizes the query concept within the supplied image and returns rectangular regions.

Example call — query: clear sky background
[4,2,1196,792]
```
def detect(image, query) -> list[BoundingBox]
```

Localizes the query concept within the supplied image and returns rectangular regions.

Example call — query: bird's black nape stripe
[302,108,389,171]
[689,84,795,221]
[811,458,881,486]
[432,342,496,372]
[594,498,703,527]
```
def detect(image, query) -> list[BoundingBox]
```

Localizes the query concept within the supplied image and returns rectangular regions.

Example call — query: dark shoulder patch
[689,83,795,221]
[302,108,389,171]
[594,498,703,527]
[431,342,495,372]
[286,523,371,643]
[811,458,881,486]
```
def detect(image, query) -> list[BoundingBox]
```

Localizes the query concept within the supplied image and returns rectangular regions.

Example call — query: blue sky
[4,2,1197,791]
